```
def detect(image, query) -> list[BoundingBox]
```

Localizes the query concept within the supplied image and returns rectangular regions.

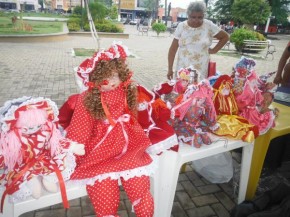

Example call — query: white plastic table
[0,139,253,217]
[152,139,254,217]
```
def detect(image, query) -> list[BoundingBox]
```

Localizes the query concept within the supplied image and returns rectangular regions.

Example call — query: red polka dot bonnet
[75,42,130,92]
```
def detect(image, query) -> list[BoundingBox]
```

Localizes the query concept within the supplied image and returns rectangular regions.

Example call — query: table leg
[246,133,271,200]
[238,143,254,203]
[153,150,179,217]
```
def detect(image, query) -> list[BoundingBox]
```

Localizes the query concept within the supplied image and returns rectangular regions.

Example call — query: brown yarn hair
[84,58,137,119]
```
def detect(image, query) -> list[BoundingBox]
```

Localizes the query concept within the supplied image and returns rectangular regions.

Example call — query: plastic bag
[192,152,233,183]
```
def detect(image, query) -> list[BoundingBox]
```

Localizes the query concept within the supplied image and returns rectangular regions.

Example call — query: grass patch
[217,50,266,60]
[0,17,63,35]
[74,48,96,56]
[73,48,138,57]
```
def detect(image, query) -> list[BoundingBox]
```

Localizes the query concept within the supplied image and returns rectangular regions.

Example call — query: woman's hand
[273,74,282,85]
[167,70,174,80]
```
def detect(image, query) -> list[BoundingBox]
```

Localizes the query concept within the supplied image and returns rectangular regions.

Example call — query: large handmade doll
[171,80,219,148]
[66,43,155,217]
[137,84,178,155]
[0,97,84,206]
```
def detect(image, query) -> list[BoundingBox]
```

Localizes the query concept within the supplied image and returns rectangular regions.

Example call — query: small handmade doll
[0,97,84,206]
[159,67,198,107]
[213,75,238,115]
[171,80,218,148]
[66,43,155,217]
[137,84,178,154]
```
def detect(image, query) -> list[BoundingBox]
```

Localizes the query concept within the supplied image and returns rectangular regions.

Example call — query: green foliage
[95,20,123,33]
[68,22,81,31]
[83,23,90,31]
[89,2,108,21]
[152,23,167,36]
[230,28,257,51]
[68,17,81,26]
[268,0,289,25]
[231,0,271,25]
[109,4,118,20]
[213,0,235,21]
[143,0,156,18]
[73,6,83,15]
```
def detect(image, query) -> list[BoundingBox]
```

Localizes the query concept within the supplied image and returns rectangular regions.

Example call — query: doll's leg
[121,176,154,217]
[42,177,58,193]
[86,178,120,217]
[27,176,42,198]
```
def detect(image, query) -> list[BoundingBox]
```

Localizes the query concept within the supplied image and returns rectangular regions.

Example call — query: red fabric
[58,94,79,130]
[153,82,174,97]
[208,61,216,77]
[66,87,152,180]
[137,85,178,154]
[86,176,153,217]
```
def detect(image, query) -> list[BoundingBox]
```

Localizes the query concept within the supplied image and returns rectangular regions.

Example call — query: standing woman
[167,1,229,80]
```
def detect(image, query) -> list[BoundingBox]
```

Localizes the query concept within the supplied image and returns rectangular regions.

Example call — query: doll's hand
[70,142,85,156]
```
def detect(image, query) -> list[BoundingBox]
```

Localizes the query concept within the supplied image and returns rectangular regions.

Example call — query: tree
[267,0,290,25]
[143,0,158,19]
[213,0,235,21]
[89,1,109,21]
[109,4,118,20]
[231,0,271,25]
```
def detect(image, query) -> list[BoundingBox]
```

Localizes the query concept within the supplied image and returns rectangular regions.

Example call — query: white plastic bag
[192,152,233,183]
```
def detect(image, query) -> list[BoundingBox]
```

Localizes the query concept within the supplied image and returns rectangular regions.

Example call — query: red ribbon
[0,156,69,213]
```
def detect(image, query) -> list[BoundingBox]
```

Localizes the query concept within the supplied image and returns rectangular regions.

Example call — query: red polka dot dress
[66,86,154,183]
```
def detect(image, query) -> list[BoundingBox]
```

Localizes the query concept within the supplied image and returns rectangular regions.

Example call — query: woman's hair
[187,1,206,15]
[84,58,137,119]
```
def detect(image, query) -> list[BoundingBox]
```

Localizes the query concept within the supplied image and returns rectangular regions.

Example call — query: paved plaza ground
[0,25,289,217]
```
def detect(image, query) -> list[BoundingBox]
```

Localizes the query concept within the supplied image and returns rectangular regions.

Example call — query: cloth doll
[158,67,198,107]
[0,96,84,207]
[65,43,155,217]
[233,57,277,135]
[171,80,219,148]
[137,84,178,155]
[212,75,239,115]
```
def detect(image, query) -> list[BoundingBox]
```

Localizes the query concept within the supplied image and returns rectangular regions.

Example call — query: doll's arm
[66,92,94,145]
[59,94,80,130]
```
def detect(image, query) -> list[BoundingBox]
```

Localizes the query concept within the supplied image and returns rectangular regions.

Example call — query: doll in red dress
[0,97,84,206]
[137,84,178,155]
[66,43,155,217]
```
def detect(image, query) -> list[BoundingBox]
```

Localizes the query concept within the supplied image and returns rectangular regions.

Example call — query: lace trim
[259,111,276,135]
[146,134,178,155]
[69,155,158,186]
[1,97,59,132]
[7,151,77,203]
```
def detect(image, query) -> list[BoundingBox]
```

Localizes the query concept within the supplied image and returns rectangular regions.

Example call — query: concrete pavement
[0,25,289,217]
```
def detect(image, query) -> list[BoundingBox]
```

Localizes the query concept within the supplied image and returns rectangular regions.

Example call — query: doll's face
[100,72,121,92]
[21,124,43,135]
[15,109,48,135]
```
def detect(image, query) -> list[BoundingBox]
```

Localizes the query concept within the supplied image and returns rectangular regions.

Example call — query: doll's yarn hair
[1,107,62,170]
[84,58,137,119]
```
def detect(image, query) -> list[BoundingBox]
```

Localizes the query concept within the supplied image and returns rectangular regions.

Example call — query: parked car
[129,20,137,25]
[5,9,20,13]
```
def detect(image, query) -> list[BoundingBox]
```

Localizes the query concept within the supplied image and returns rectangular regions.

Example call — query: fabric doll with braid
[0,97,84,208]
[65,43,155,217]
[171,80,219,148]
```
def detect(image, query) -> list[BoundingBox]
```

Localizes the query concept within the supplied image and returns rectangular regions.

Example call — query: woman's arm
[274,43,290,85]
[209,30,229,54]
[167,39,179,80]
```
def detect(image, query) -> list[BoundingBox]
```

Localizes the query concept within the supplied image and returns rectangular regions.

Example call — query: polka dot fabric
[66,86,153,181]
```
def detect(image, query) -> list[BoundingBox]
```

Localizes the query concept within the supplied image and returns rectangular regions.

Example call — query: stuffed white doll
[0,96,84,204]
